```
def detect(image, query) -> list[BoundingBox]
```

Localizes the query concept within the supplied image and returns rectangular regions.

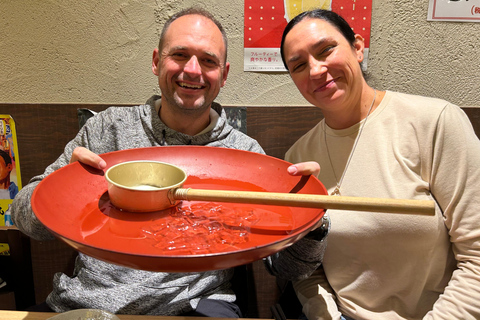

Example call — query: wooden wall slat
[246,106,324,159]
[0,228,35,310]
[29,239,77,305]
[1,104,81,186]
[461,108,480,138]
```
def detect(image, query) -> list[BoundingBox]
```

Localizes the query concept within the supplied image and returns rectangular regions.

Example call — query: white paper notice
[428,0,480,22]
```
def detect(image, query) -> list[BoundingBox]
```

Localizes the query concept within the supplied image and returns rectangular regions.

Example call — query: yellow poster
[0,115,22,226]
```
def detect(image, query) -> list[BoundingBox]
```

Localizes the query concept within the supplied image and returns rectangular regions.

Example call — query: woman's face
[283,18,364,112]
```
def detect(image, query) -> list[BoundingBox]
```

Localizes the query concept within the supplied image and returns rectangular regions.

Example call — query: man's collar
[151,96,220,136]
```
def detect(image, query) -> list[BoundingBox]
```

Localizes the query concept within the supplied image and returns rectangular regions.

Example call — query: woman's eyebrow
[311,38,329,50]
[287,38,329,64]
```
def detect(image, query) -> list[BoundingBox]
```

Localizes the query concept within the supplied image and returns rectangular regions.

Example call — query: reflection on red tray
[142,203,257,254]
[32,146,327,272]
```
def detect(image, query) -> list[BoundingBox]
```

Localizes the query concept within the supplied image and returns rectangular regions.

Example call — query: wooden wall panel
[462,107,480,138]
[0,104,128,187]
[29,239,78,306]
[246,106,324,159]
[0,227,35,310]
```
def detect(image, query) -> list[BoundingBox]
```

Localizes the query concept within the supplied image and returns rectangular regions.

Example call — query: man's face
[152,14,230,115]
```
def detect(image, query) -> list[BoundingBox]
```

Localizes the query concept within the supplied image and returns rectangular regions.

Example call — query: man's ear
[221,62,230,87]
[152,48,160,76]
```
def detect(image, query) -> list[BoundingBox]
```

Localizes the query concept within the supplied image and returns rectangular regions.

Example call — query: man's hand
[70,147,107,170]
[287,161,320,177]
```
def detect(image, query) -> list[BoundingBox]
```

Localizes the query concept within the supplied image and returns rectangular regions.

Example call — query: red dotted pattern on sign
[244,1,287,48]
[244,0,372,48]
[332,0,372,47]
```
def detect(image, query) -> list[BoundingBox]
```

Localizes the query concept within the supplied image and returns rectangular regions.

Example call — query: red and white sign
[244,0,373,71]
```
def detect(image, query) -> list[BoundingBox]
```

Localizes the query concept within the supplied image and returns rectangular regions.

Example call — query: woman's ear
[353,34,365,62]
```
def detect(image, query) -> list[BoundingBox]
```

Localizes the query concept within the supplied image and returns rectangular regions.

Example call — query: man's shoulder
[90,104,154,124]
[220,129,265,154]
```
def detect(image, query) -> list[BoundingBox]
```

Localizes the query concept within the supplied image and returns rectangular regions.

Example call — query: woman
[279,9,480,320]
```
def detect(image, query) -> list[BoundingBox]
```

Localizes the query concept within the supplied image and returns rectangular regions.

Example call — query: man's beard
[165,93,211,116]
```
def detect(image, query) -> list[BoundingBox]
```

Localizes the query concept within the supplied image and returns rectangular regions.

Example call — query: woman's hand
[70,147,106,170]
[287,161,320,177]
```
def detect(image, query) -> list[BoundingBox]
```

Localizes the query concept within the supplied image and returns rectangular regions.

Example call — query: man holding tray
[10,6,328,317]
[11,7,261,317]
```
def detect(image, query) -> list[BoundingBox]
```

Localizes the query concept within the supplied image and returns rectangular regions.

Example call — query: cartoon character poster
[244,0,373,71]
[0,115,22,226]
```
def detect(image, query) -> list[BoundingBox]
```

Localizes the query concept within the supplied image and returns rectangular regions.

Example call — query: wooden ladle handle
[172,188,435,215]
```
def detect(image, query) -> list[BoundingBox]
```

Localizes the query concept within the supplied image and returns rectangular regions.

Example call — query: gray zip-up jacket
[10,95,264,315]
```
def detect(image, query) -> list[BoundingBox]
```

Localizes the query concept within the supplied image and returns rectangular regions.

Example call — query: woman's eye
[291,63,306,73]
[319,45,334,56]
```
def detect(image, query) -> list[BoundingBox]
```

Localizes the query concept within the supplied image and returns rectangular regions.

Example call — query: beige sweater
[285,91,480,320]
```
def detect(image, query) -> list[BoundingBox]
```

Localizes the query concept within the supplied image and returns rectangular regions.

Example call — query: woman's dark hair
[280,9,356,70]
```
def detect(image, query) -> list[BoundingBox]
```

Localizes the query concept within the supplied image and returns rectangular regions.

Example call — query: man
[10,7,263,317]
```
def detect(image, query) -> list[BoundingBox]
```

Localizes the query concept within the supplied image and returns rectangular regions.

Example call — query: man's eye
[203,59,218,66]
[172,52,187,58]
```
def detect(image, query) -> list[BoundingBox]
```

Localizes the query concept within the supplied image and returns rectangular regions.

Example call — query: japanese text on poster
[0,115,22,226]
[428,0,480,22]
[244,0,373,72]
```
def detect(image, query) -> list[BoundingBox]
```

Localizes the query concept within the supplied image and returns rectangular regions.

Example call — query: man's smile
[177,81,205,90]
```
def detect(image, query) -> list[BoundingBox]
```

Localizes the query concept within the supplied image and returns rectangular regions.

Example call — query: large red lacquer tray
[32,146,327,272]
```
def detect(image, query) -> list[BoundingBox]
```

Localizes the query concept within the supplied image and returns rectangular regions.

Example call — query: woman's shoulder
[386,91,453,112]
[381,91,460,123]
[380,91,470,135]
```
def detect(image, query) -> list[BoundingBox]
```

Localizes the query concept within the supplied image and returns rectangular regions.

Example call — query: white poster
[428,0,480,22]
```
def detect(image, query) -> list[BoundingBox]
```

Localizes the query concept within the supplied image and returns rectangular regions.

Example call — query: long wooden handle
[172,188,435,215]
